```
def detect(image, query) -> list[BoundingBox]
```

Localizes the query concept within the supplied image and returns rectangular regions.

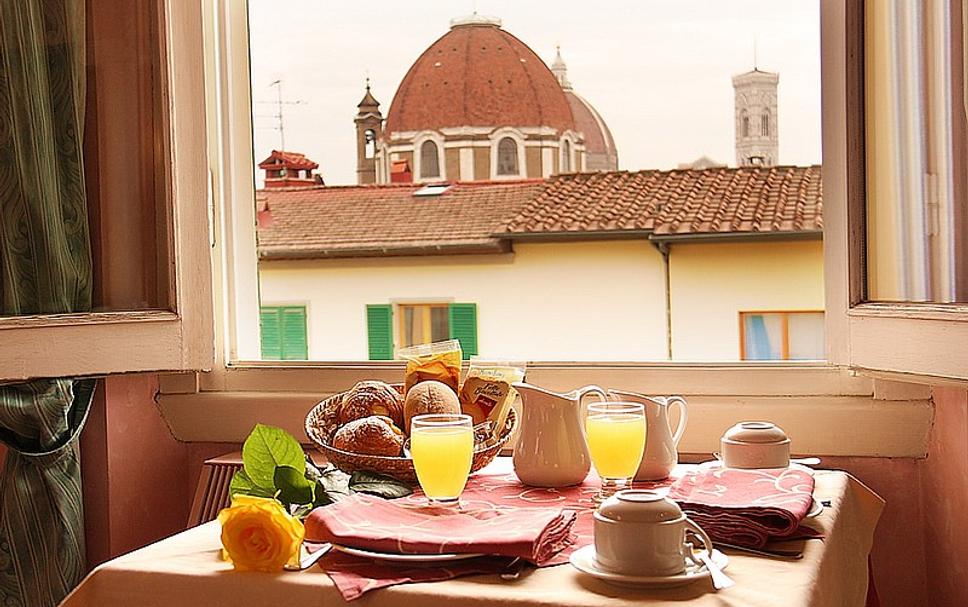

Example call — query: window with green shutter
[448,303,478,359]
[366,304,394,360]
[260,305,308,360]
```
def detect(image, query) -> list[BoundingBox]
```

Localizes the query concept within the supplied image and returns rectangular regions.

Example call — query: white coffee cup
[593,489,714,577]
[719,421,791,469]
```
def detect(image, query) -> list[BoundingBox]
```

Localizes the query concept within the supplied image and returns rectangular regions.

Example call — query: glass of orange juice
[410,413,474,506]
[585,402,646,503]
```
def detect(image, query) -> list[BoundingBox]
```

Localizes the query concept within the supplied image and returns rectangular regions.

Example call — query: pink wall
[918,387,968,607]
[81,375,191,566]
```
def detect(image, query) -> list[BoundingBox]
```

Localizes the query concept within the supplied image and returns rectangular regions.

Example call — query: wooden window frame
[823,0,968,382]
[0,0,213,381]
[396,303,450,351]
[739,310,825,361]
[151,0,938,459]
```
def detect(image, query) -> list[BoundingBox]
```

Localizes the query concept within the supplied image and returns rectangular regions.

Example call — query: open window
[151,1,938,459]
[0,0,213,380]
[823,0,968,381]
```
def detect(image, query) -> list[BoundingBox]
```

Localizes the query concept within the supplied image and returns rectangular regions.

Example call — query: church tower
[732,68,778,166]
[355,80,383,184]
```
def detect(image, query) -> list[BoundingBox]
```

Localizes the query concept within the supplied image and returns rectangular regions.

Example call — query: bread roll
[339,381,404,428]
[403,380,461,434]
[332,416,404,456]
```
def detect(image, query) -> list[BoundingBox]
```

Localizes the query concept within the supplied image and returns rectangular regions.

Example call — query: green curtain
[0,1,95,606]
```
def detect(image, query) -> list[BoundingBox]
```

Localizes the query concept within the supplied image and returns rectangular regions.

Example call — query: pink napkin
[666,466,817,548]
[305,493,575,564]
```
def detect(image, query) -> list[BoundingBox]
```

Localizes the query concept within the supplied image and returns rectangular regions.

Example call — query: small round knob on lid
[596,490,683,523]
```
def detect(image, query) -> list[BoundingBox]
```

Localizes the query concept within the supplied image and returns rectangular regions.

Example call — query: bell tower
[355,79,383,184]
[732,68,778,167]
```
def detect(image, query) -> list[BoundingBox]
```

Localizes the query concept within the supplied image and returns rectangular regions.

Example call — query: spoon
[716,542,802,560]
[285,543,333,571]
[695,550,735,590]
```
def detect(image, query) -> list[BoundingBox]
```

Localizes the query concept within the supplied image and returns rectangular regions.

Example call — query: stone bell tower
[732,68,778,167]
[355,79,383,184]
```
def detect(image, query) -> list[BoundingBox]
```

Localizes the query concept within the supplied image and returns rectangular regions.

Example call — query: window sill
[157,362,932,458]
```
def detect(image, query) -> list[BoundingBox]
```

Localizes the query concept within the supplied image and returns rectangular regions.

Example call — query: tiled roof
[503,165,822,238]
[384,23,575,134]
[258,150,319,170]
[257,180,544,260]
[257,166,822,260]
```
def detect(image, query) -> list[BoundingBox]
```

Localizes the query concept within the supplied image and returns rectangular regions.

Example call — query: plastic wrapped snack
[400,339,462,395]
[459,359,526,433]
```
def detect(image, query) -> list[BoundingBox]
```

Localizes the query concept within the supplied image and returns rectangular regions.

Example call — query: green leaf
[229,469,275,499]
[273,465,315,506]
[349,470,413,499]
[314,467,351,506]
[242,424,305,489]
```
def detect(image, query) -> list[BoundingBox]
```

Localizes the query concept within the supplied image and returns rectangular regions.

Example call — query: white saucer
[697,459,814,474]
[569,545,729,589]
[334,545,483,563]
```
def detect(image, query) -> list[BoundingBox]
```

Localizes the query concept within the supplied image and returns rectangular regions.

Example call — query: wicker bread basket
[305,385,516,484]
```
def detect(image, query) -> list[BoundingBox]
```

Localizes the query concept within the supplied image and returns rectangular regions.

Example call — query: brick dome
[384,19,576,134]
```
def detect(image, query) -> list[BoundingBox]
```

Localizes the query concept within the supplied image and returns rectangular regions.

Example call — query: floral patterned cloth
[307,464,819,600]
[667,466,817,548]
[305,492,576,564]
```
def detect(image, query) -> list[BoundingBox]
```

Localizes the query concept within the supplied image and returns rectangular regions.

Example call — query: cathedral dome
[565,91,618,171]
[384,18,576,134]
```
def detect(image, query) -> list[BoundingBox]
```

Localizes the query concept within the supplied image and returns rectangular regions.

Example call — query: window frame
[396,303,450,350]
[0,0,214,381]
[490,128,526,179]
[413,131,445,181]
[822,0,968,382]
[152,0,939,459]
[738,310,825,361]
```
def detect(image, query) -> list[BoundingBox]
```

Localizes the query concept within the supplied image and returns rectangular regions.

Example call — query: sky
[248,0,821,187]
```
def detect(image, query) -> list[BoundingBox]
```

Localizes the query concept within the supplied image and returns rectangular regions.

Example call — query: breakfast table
[62,459,883,607]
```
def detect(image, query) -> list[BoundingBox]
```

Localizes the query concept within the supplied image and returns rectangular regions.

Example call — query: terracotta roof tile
[257,150,318,170]
[257,180,544,259]
[257,166,822,260]
[503,165,822,238]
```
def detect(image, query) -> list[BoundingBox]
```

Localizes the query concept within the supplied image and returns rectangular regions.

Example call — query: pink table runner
[307,465,818,600]
[305,492,575,563]
[667,466,817,548]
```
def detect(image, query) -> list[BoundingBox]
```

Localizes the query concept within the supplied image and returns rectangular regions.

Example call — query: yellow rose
[218,494,305,572]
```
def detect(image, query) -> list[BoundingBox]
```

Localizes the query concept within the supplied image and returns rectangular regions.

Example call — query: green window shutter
[367,304,394,360]
[280,307,308,360]
[448,303,478,359]
[259,307,283,360]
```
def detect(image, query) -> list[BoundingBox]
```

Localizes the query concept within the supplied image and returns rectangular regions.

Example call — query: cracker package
[400,339,462,395]
[459,359,526,432]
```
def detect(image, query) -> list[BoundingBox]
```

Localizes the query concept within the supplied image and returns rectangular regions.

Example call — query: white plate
[806,497,824,518]
[333,545,484,563]
[569,545,729,589]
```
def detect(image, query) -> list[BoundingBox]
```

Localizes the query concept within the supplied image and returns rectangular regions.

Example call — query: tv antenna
[256,80,305,151]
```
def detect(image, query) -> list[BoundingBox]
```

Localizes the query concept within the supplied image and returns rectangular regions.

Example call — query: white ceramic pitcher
[608,389,688,481]
[511,382,607,487]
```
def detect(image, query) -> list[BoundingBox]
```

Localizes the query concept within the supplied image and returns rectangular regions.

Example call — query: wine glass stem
[596,476,633,504]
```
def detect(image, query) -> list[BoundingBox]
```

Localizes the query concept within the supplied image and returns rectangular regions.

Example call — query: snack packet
[400,339,462,395]
[459,359,526,433]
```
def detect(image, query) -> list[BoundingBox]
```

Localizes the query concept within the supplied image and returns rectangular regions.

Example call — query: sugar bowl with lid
[593,489,714,577]
[719,421,791,469]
